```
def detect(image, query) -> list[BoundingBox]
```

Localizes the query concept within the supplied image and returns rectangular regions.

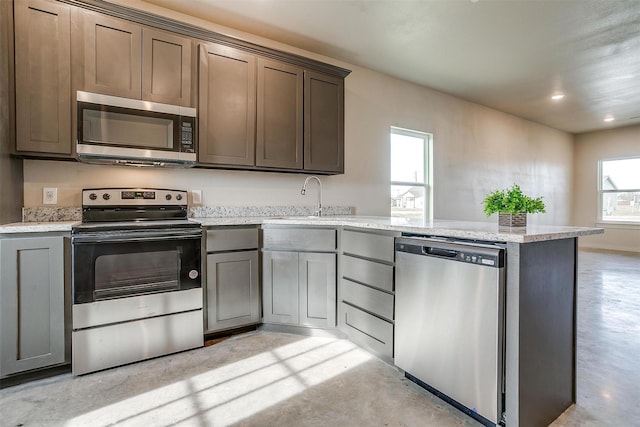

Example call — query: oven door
[72,228,201,304]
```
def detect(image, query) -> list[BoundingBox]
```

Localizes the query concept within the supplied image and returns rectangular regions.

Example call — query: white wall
[342,67,573,224]
[573,125,640,253]
[23,1,575,226]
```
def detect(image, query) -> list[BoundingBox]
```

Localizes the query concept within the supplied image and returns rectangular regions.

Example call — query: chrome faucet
[301,176,323,217]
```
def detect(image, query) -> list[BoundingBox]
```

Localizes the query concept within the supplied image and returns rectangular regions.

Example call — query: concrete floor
[1,249,639,426]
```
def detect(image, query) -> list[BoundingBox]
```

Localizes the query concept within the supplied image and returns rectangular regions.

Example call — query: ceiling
[143,0,640,134]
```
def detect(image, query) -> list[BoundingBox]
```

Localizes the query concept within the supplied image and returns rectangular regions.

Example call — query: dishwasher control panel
[457,251,497,266]
[395,238,505,268]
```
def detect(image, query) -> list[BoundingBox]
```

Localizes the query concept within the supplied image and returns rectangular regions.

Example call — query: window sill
[595,221,640,230]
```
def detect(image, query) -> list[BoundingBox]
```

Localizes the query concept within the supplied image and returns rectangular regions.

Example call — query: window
[390,127,432,219]
[599,157,640,224]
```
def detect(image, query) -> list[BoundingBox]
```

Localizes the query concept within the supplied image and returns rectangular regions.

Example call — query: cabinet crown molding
[60,0,351,78]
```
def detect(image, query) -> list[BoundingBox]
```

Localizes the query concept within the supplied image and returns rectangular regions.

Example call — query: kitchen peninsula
[0,215,603,427]
[202,216,601,426]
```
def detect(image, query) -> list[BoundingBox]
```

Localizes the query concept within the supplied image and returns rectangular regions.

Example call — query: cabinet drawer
[342,230,395,263]
[341,303,393,358]
[341,278,394,321]
[341,255,394,292]
[206,227,258,252]
[263,228,336,251]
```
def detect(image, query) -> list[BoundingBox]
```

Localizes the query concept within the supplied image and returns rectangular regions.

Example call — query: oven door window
[73,237,201,304]
[94,250,180,299]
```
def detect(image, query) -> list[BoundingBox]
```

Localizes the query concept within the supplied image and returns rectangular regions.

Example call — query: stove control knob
[102,193,111,201]
[89,193,97,201]
[165,194,172,201]
[176,194,183,201]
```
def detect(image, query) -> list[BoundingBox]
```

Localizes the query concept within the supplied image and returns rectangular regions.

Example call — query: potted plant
[483,184,546,227]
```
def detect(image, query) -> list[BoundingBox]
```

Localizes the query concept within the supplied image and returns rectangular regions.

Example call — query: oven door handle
[72,231,201,244]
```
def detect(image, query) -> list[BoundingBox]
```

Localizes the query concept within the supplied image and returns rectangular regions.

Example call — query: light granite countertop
[1,216,603,243]
[266,216,603,243]
[0,221,78,234]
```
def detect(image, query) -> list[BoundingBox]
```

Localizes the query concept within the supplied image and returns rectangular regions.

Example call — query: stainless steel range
[71,188,203,375]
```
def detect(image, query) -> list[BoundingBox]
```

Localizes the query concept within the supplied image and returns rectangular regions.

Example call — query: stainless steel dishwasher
[394,236,505,426]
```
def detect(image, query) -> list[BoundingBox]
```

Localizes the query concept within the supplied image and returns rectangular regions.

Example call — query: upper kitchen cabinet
[198,50,305,170]
[11,0,349,166]
[80,12,193,106]
[256,59,303,170]
[304,71,344,174]
[142,28,192,106]
[198,50,344,174]
[81,12,141,99]
[14,0,72,155]
[198,43,256,166]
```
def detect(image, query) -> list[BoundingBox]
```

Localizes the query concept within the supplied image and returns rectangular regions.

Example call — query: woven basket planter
[498,212,527,227]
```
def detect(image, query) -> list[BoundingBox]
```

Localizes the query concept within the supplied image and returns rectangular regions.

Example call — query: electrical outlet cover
[43,187,57,205]
[191,190,202,205]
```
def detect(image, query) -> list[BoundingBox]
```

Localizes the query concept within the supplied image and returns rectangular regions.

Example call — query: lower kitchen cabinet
[299,252,336,327]
[0,235,67,377]
[262,251,299,324]
[262,227,337,328]
[205,227,260,333]
[262,250,336,327]
[339,228,399,360]
[341,301,394,356]
[206,251,259,332]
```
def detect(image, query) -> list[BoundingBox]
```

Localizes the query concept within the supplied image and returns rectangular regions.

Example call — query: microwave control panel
[180,120,195,153]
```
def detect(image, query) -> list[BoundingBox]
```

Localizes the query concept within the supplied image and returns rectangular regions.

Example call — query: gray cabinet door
[14,0,71,155]
[198,43,256,166]
[262,251,299,324]
[0,237,65,377]
[142,28,192,107]
[304,70,344,173]
[206,251,259,332]
[299,253,336,328]
[256,58,303,169]
[82,11,142,98]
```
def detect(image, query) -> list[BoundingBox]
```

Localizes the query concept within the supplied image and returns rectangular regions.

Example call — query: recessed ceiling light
[551,93,565,100]
[604,116,615,122]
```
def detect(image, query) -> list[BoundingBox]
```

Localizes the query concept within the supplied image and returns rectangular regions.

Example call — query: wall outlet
[191,190,202,205]
[43,187,58,205]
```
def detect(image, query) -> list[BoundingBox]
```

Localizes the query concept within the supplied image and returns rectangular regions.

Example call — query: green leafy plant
[483,184,546,216]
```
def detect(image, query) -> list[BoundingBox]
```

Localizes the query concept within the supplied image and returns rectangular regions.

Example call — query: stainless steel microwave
[76,91,197,167]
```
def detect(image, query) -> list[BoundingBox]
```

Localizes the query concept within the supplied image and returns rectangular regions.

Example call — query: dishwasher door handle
[423,247,459,258]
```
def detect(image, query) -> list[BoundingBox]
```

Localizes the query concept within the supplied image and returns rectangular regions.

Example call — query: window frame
[597,156,640,227]
[390,126,433,220]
